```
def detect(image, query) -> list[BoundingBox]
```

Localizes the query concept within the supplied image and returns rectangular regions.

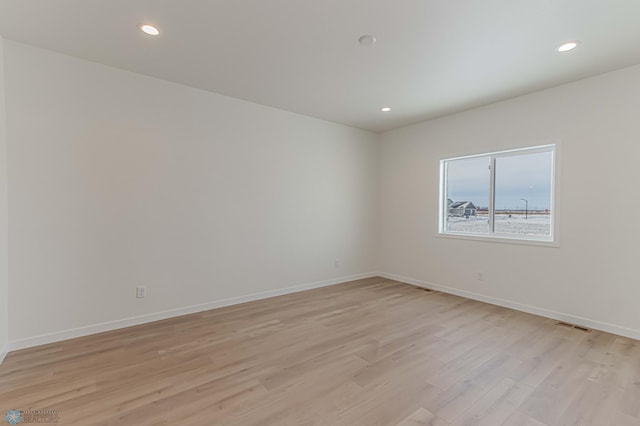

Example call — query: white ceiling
[1,0,640,132]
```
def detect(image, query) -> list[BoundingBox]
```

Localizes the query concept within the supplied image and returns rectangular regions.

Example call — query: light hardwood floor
[1,277,639,425]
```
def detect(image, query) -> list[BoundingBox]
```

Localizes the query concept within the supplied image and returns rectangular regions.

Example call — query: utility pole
[520,198,528,219]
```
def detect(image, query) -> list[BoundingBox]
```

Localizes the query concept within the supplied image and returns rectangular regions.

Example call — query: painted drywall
[0,35,9,356]
[379,63,640,336]
[4,41,378,342]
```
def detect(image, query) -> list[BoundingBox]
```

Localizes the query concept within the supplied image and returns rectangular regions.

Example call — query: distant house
[448,201,477,217]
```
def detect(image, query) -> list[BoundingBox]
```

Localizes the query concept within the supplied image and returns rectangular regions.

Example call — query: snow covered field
[447,214,550,236]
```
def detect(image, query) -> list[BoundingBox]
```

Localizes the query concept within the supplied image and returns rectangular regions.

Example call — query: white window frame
[438,144,558,246]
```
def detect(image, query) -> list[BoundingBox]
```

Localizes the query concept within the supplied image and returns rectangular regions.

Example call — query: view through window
[440,145,555,242]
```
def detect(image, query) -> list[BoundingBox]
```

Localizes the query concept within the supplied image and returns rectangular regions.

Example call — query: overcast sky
[447,151,552,210]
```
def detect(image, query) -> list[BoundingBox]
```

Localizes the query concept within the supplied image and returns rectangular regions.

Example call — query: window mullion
[440,161,448,233]
[489,156,496,234]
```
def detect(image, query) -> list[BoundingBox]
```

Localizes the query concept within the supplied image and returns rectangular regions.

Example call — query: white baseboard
[377,271,640,341]
[0,343,8,365]
[6,272,378,353]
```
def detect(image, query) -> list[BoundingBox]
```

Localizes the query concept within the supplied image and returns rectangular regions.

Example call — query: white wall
[379,64,640,337]
[4,41,378,343]
[0,35,9,354]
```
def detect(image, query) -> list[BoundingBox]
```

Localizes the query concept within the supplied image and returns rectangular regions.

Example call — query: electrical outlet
[476,272,484,282]
[334,259,341,268]
[136,286,147,298]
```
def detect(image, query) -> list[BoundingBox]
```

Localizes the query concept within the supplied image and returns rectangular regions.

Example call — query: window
[439,144,556,243]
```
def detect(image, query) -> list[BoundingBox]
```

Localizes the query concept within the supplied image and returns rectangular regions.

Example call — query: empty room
[1,1,640,425]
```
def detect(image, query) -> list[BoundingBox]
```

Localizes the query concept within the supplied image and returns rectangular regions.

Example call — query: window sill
[436,232,559,247]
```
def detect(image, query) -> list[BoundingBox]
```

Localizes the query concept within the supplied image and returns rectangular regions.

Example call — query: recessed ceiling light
[557,40,580,52]
[358,35,376,46]
[140,24,160,36]
[380,107,391,112]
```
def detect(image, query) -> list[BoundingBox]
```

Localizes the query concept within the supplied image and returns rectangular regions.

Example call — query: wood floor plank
[518,357,598,424]
[396,407,448,426]
[1,277,638,425]
[502,410,549,426]
[450,378,533,426]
